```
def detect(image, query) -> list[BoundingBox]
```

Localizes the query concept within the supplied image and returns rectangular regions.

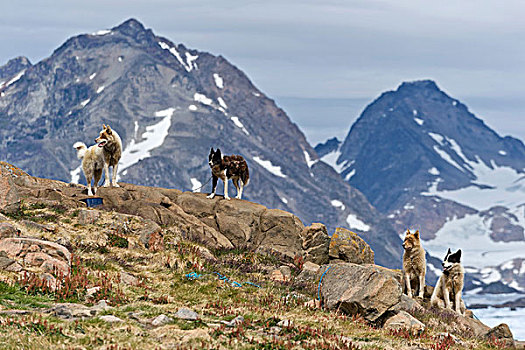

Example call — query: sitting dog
[402,229,426,299]
[94,124,122,188]
[207,148,249,200]
[73,141,105,196]
[431,248,466,315]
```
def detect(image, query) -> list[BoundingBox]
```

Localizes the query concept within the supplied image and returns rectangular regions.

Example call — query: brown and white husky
[207,148,249,200]
[402,229,426,299]
[94,124,122,188]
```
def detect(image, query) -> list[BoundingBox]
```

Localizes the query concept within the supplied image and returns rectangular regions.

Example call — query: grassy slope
[0,203,509,350]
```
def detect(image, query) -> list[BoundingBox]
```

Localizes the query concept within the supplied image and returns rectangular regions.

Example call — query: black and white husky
[431,248,466,315]
[207,148,249,200]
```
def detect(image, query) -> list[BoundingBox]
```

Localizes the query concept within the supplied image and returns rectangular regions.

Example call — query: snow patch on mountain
[230,117,249,135]
[191,178,202,192]
[331,200,345,211]
[97,86,105,94]
[346,214,370,232]
[253,156,286,178]
[414,118,424,125]
[93,30,111,36]
[320,149,347,173]
[217,97,227,109]
[158,41,196,72]
[194,93,213,106]
[424,213,525,269]
[70,165,81,184]
[213,73,224,89]
[118,108,173,176]
[304,151,318,168]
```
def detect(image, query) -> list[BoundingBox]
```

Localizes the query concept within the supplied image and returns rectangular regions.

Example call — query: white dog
[73,142,105,196]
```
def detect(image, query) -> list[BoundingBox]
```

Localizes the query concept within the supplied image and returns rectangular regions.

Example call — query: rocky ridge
[0,162,521,349]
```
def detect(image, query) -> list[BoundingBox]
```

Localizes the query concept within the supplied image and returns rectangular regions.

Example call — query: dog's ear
[451,249,462,262]
[405,229,411,236]
[216,148,221,158]
[210,147,214,154]
[414,230,419,238]
[445,248,451,259]
[102,124,106,130]
[106,125,112,134]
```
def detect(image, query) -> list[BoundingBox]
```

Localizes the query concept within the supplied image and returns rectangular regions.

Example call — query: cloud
[1,0,523,141]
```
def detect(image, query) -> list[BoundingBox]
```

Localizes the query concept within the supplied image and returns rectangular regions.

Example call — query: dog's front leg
[444,286,452,310]
[455,291,463,315]
[236,181,244,199]
[111,163,120,187]
[404,273,413,298]
[418,274,425,298]
[207,176,218,199]
[223,172,230,200]
[103,162,110,187]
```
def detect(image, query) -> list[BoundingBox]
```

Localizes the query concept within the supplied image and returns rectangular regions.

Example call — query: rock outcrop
[328,227,374,264]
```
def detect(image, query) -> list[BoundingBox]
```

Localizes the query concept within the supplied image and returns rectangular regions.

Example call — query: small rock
[221,315,244,327]
[0,251,16,270]
[5,261,22,272]
[120,271,139,286]
[41,273,58,292]
[152,314,173,327]
[22,220,56,233]
[296,261,320,283]
[86,287,101,299]
[99,315,123,323]
[436,332,463,346]
[269,269,286,282]
[175,308,199,321]
[384,311,426,334]
[277,319,292,327]
[92,300,111,311]
[0,222,19,239]
[78,209,100,225]
[304,299,321,309]
[52,303,96,319]
[279,266,292,280]
[269,326,282,334]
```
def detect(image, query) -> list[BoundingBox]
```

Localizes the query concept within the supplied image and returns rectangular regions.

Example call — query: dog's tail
[242,166,250,187]
[73,142,87,159]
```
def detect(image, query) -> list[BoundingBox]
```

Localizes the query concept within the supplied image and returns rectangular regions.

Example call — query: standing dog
[402,229,426,298]
[207,148,249,200]
[431,248,465,315]
[73,142,105,196]
[94,124,122,188]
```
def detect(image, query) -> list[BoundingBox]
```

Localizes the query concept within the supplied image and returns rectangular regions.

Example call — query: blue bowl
[81,197,104,207]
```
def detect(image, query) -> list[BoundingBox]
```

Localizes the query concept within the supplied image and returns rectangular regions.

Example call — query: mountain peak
[112,18,147,35]
[397,79,440,92]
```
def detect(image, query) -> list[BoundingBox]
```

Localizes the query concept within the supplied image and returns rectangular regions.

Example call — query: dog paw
[224,196,231,200]
[103,183,110,188]
[207,193,215,199]
[112,183,120,188]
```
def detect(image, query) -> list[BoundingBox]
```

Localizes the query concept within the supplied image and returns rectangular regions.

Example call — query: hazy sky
[1,0,523,144]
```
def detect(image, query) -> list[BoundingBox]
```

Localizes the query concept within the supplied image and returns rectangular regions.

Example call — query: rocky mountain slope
[0,18,405,268]
[317,80,525,294]
[0,161,519,349]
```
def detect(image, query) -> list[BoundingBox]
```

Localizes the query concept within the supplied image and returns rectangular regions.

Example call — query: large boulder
[256,209,305,260]
[0,237,71,275]
[319,263,402,322]
[329,228,374,264]
[301,223,330,265]
[0,162,21,214]
[485,323,515,348]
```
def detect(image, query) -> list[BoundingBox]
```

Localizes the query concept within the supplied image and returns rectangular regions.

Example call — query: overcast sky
[1,0,523,144]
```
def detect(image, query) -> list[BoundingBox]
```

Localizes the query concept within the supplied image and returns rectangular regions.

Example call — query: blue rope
[185,272,202,280]
[185,271,261,288]
[317,266,332,300]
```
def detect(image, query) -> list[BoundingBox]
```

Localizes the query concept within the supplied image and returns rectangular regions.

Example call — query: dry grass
[0,202,510,349]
